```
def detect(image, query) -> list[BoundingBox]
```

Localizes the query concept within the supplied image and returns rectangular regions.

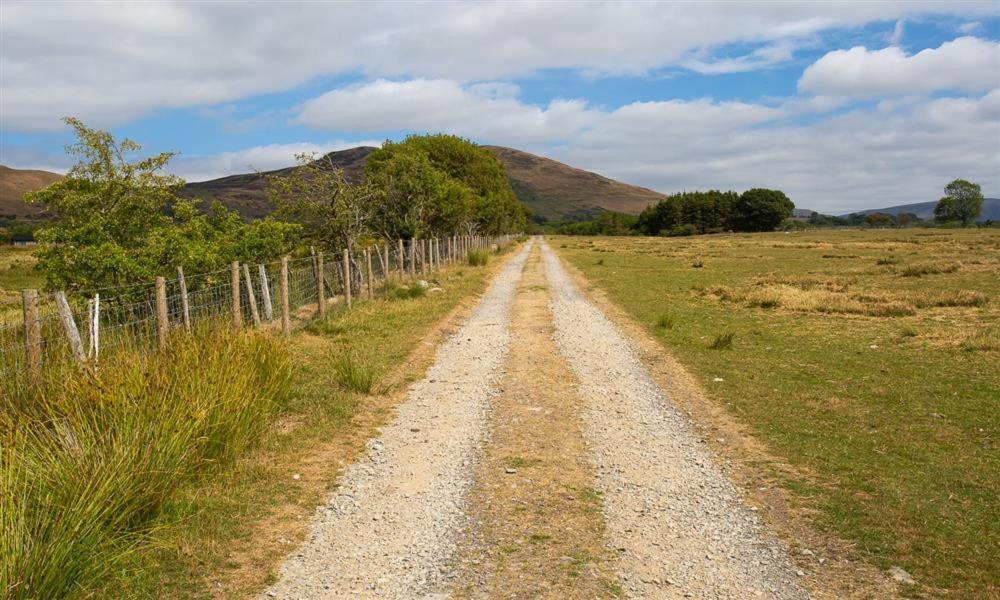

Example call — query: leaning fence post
[280,256,290,335]
[242,263,261,327]
[316,252,326,318]
[90,293,100,359]
[258,264,273,322]
[177,266,191,332]
[22,289,41,376]
[231,261,242,329]
[342,248,353,308]
[365,247,374,300]
[155,276,169,351]
[54,291,85,363]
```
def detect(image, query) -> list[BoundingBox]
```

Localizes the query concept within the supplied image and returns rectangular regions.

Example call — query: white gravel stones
[261,242,532,600]
[540,241,808,600]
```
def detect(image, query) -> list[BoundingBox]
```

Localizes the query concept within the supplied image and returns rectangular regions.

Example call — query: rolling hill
[0,165,63,218]
[838,199,1000,222]
[181,146,666,221]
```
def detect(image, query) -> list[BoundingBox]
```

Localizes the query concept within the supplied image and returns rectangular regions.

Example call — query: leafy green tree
[266,153,383,253]
[732,188,794,232]
[934,179,983,225]
[864,212,894,228]
[27,118,297,292]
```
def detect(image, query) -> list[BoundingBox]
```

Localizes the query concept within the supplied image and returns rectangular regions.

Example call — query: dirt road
[262,239,806,599]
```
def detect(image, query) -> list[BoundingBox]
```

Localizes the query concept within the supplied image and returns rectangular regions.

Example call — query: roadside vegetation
[555,229,998,597]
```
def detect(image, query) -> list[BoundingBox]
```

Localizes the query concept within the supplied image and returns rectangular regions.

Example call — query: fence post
[242,264,261,327]
[397,239,404,279]
[54,291,85,363]
[365,247,374,300]
[383,243,390,283]
[316,252,326,318]
[421,239,428,275]
[22,289,41,377]
[258,264,273,322]
[435,238,442,268]
[343,248,352,308]
[90,293,100,359]
[231,261,242,329]
[280,256,290,335]
[177,266,191,332]
[155,276,169,350]
[409,238,416,276]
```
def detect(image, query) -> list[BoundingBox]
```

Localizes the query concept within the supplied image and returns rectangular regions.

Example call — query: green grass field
[554,229,999,597]
[0,246,43,311]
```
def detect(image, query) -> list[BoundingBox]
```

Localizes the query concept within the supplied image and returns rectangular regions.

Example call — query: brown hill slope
[180,145,664,222]
[484,146,665,221]
[180,146,376,218]
[0,165,63,218]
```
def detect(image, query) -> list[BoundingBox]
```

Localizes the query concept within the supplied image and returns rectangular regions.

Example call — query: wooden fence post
[89,293,100,359]
[409,239,416,276]
[177,266,191,332]
[22,289,41,376]
[155,276,169,350]
[258,264,273,322]
[316,252,326,318]
[343,249,352,308]
[397,239,404,279]
[280,256,290,335]
[242,263,261,327]
[421,239,429,275]
[365,247,374,300]
[231,261,242,329]
[54,291,85,363]
[383,243,390,283]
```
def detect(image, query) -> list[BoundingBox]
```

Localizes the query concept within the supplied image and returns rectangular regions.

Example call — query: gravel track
[261,242,532,600]
[541,240,808,600]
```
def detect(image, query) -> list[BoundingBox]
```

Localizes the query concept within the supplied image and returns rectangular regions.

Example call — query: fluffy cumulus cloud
[3,0,997,130]
[799,36,1000,98]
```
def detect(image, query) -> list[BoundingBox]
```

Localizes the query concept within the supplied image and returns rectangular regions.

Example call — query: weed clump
[654,314,675,329]
[709,331,735,350]
[467,250,489,266]
[331,352,377,393]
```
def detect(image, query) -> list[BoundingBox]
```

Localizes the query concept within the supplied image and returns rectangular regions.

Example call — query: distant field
[555,229,999,597]
[0,246,42,317]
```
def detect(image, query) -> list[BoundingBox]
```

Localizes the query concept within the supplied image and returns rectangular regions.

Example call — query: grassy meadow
[554,229,999,597]
[0,246,43,317]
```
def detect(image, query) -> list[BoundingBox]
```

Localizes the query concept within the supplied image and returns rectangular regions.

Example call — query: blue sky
[2,2,998,213]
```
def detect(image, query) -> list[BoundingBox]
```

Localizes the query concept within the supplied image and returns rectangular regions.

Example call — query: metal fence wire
[0,235,516,379]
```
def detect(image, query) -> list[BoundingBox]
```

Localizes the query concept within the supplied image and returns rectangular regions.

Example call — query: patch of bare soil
[452,246,619,599]
[551,243,900,600]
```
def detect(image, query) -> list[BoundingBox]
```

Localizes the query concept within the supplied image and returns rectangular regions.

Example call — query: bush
[0,327,291,599]
[467,250,489,266]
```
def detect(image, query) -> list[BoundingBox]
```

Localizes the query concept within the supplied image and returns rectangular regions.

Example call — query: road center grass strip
[554,230,999,598]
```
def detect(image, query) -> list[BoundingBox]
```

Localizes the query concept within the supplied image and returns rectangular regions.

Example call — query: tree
[732,188,794,232]
[266,153,383,253]
[27,118,297,292]
[864,212,894,228]
[934,179,983,225]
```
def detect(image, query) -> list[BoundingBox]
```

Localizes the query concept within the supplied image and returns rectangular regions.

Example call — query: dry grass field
[555,229,999,597]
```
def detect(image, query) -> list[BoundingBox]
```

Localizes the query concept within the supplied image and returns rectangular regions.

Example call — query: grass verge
[554,230,998,598]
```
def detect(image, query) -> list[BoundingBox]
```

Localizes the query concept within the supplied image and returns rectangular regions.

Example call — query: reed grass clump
[0,326,291,599]
[467,250,489,266]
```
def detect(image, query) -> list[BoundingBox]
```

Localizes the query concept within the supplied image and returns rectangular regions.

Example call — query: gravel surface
[261,242,532,600]
[541,240,808,600]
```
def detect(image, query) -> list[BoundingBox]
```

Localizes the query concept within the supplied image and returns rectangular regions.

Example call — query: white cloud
[889,19,905,45]
[296,79,599,143]
[799,36,1000,98]
[3,1,998,131]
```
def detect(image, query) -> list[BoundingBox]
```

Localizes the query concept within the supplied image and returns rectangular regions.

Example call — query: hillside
[0,165,63,218]
[484,146,665,221]
[180,145,665,222]
[839,198,1000,222]
[180,146,375,218]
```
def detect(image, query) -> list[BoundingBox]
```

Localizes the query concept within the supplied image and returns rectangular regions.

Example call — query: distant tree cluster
[634,188,793,236]
[554,211,638,235]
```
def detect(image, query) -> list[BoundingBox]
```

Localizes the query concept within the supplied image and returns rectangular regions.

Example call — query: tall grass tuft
[654,314,675,330]
[382,281,426,300]
[467,250,489,266]
[331,352,377,394]
[709,331,735,350]
[0,325,291,599]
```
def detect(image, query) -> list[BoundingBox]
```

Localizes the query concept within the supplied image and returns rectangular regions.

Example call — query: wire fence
[0,234,516,380]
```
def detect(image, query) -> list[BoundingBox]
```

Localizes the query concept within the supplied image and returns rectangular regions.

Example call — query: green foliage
[0,327,292,599]
[366,134,528,237]
[864,212,894,228]
[467,249,489,266]
[382,281,426,300]
[26,119,297,292]
[935,179,983,225]
[634,190,738,236]
[331,352,377,394]
[555,211,637,236]
[732,188,794,232]
[266,153,383,253]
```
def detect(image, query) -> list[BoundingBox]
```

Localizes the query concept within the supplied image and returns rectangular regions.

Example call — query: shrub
[0,327,291,599]
[382,281,426,300]
[709,331,735,350]
[467,250,489,266]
